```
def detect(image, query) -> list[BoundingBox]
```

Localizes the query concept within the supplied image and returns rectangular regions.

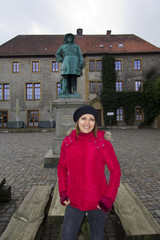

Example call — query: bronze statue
[56,33,85,96]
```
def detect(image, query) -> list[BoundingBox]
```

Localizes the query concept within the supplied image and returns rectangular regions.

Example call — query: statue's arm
[55,45,64,63]
[77,45,85,68]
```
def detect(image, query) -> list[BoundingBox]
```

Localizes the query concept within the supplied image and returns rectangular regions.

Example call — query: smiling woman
[57,104,121,240]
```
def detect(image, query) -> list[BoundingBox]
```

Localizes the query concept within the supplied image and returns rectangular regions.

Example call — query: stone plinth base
[44,150,60,168]
[44,98,85,168]
[58,93,81,98]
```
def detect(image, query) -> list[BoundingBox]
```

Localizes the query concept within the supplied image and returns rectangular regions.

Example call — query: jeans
[61,205,107,240]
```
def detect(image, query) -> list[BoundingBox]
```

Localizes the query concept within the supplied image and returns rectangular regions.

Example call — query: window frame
[117,107,124,122]
[97,81,103,94]
[116,81,123,92]
[12,61,20,73]
[90,81,96,93]
[31,60,40,73]
[135,107,143,122]
[96,60,102,71]
[115,59,123,71]
[133,58,142,71]
[27,110,39,128]
[0,111,8,128]
[0,83,10,101]
[89,59,102,72]
[51,60,59,72]
[56,82,62,98]
[89,81,102,94]
[135,80,143,92]
[26,82,41,100]
[89,60,96,72]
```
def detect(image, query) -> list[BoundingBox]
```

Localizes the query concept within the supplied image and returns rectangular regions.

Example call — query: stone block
[44,150,59,168]
[52,137,63,154]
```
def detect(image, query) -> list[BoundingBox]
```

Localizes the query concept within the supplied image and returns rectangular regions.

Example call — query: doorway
[28,110,39,127]
[0,111,8,128]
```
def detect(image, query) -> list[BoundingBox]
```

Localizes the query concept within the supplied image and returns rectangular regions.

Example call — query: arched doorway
[89,99,103,127]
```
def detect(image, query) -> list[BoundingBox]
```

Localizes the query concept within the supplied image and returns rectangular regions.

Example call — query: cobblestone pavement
[0,129,160,239]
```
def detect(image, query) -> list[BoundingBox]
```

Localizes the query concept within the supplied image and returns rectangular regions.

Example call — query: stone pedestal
[44,98,85,167]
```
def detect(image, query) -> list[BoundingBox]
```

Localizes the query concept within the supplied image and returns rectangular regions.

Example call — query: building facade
[0,29,160,128]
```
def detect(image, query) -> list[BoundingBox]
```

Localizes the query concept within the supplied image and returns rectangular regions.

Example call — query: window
[89,60,102,72]
[90,82,96,93]
[115,60,122,71]
[135,80,142,91]
[135,108,143,121]
[57,82,62,96]
[12,61,20,73]
[0,83,10,100]
[28,110,39,127]
[52,61,59,72]
[97,81,103,94]
[32,61,39,72]
[134,59,142,70]
[117,108,124,122]
[34,83,40,99]
[96,60,102,71]
[90,81,102,94]
[89,60,95,72]
[116,81,123,92]
[26,83,40,100]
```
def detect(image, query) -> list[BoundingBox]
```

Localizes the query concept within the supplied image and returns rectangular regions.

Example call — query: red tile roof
[0,34,159,57]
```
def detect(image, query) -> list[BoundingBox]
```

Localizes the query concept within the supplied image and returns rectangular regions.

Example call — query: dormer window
[118,43,124,48]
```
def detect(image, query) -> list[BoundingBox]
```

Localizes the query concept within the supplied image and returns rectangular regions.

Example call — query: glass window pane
[117,108,123,121]
[116,82,122,92]
[32,61,39,72]
[135,81,142,91]
[96,60,102,71]
[134,60,141,70]
[115,60,122,71]
[34,83,40,100]
[52,61,58,72]
[89,60,95,71]
[57,82,61,95]
[26,84,33,100]
[136,108,143,121]
[97,82,102,93]
[90,82,96,93]
[4,84,9,100]
[13,62,19,72]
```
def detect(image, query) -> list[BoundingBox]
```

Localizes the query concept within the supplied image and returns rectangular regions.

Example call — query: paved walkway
[0,129,160,239]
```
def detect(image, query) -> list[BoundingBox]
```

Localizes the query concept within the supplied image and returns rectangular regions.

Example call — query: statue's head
[64,33,75,44]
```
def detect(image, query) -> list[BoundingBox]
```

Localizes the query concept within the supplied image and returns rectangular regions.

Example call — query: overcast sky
[0,0,160,47]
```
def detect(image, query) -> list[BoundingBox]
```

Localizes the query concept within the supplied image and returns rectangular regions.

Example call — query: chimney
[107,30,111,36]
[77,28,83,37]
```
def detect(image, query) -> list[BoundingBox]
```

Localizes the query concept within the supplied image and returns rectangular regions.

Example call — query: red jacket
[58,130,121,211]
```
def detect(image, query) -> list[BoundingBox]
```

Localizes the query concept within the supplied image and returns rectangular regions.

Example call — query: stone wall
[0,53,160,127]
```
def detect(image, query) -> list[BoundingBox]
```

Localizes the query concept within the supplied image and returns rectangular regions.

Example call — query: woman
[58,105,121,240]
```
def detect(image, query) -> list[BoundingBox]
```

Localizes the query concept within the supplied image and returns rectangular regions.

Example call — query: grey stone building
[0,29,160,128]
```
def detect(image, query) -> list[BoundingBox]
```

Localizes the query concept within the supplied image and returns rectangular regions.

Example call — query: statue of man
[55,33,84,95]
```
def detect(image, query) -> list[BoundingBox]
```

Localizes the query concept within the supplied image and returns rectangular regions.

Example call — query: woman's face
[78,114,95,134]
